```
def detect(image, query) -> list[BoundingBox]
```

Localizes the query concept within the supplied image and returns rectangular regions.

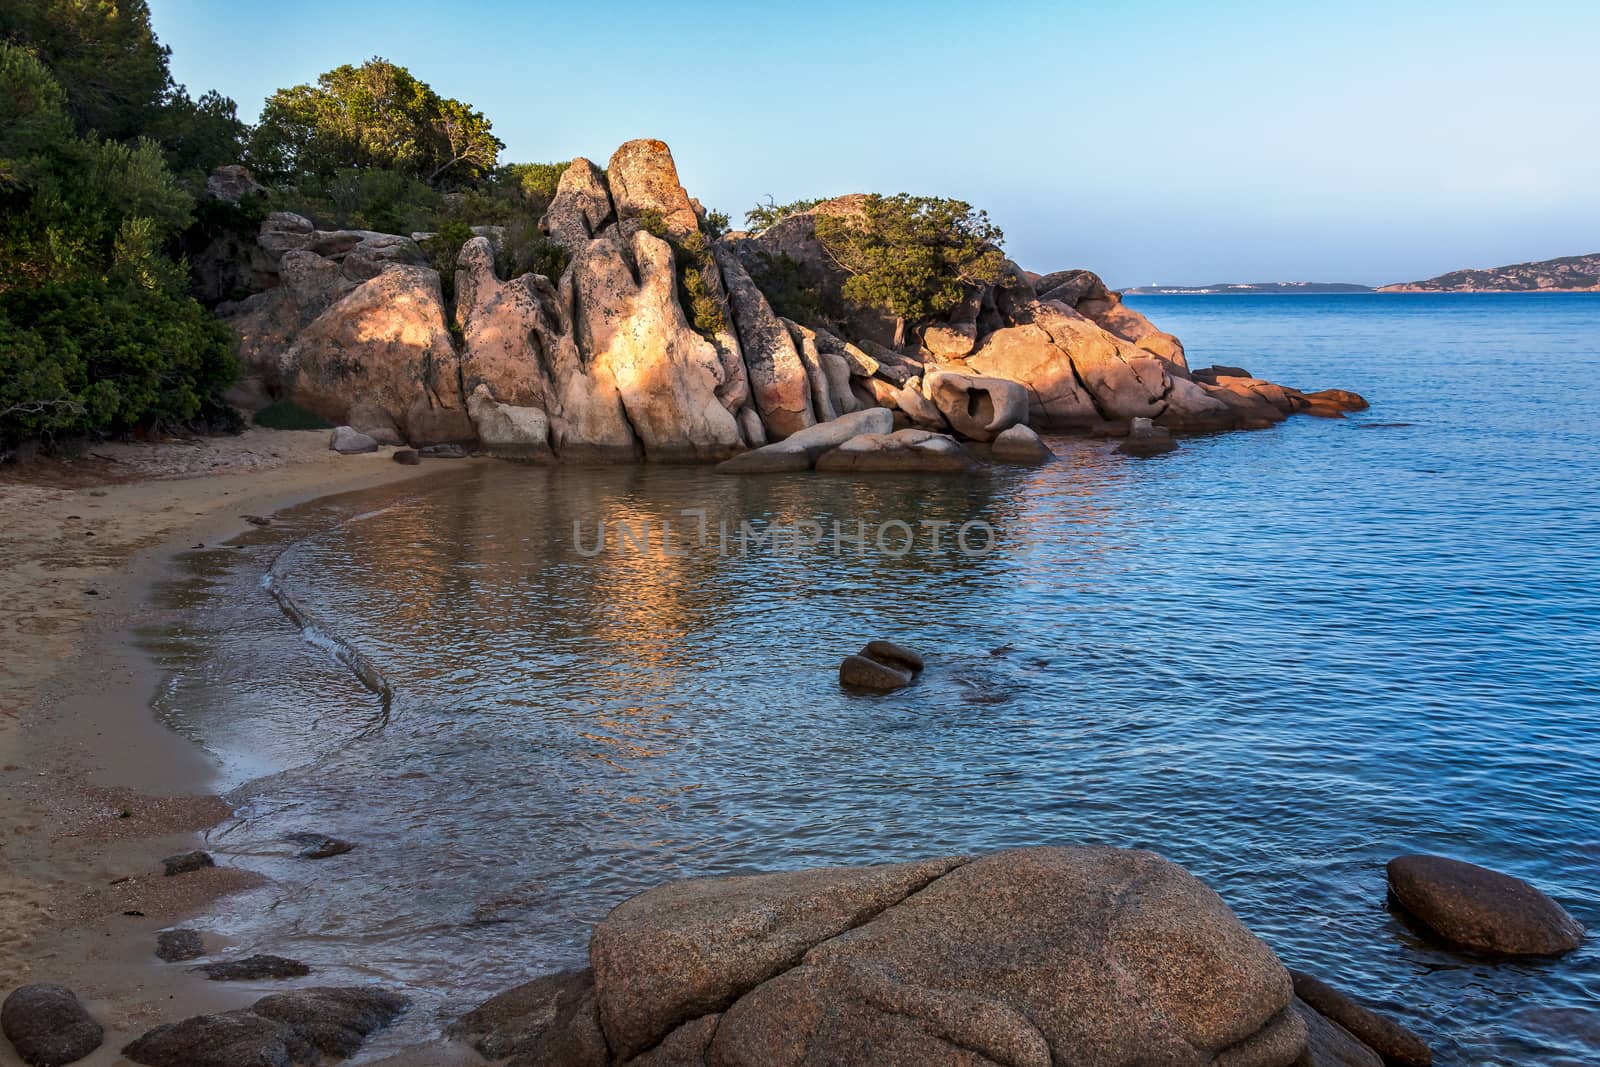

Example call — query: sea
[142,293,1600,1062]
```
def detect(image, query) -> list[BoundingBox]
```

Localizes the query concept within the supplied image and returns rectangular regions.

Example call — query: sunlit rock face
[217,140,1358,457]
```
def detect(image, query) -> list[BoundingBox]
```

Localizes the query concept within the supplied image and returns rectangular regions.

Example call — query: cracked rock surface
[457,846,1309,1066]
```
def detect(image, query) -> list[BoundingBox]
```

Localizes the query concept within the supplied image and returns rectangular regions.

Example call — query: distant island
[1378,252,1600,292]
[1124,282,1373,295]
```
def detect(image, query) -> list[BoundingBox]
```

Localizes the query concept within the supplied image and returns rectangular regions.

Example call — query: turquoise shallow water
[146,294,1600,1062]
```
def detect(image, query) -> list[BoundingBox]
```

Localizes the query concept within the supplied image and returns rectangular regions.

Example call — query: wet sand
[0,429,472,1062]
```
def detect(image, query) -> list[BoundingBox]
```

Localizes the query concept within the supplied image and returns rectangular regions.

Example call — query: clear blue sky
[150,0,1600,288]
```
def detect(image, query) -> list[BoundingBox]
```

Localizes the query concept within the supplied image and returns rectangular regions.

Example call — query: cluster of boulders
[2,843,1586,1065]
[207,141,1364,466]
[440,847,1586,1067]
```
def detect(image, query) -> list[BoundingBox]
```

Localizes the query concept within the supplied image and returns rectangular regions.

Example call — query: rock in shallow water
[122,987,408,1067]
[472,847,1304,1066]
[838,654,912,692]
[1290,971,1431,1066]
[1,985,102,1067]
[284,831,354,860]
[155,928,205,962]
[1386,854,1585,956]
[193,954,311,981]
[861,639,923,673]
[990,423,1055,464]
[161,849,214,876]
[446,967,607,1067]
[1115,416,1178,457]
[1292,997,1381,1067]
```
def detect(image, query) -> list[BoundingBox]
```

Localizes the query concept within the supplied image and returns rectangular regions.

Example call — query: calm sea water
[144,294,1600,1062]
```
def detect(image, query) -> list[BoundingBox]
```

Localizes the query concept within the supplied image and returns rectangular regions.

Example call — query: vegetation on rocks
[744,195,826,231]
[815,193,1005,324]
[637,209,727,336]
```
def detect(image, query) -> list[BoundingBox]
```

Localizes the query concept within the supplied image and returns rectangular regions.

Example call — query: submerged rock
[1290,971,1431,1066]
[862,639,924,673]
[717,408,893,474]
[284,832,355,860]
[1116,416,1178,457]
[161,850,214,876]
[814,429,975,473]
[193,954,311,981]
[1387,854,1585,956]
[1,985,102,1067]
[1293,998,1381,1067]
[122,987,408,1067]
[838,654,913,692]
[488,847,1303,1065]
[155,928,206,962]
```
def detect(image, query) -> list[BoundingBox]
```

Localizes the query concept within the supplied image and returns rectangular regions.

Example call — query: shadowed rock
[1,985,102,1067]
[717,408,892,474]
[1387,854,1584,956]
[1116,417,1178,457]
[285,832,355,860]
[193,954,311,981]
[446,968,606,1067]
[122,987,407,1067]
[814,429,975,473]
[862,640,923,673]
[1290,972,1431,1066]
[161,850,214,876]
[155,928,205,962]
[838,655,914,691]
[1293,998,1381,1067]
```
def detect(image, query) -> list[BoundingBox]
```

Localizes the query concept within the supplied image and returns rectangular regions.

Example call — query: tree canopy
[814,194,1005,324]
[247,59,503,186]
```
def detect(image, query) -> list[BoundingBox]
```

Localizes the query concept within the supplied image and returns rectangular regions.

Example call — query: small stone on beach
[392,449,421,465]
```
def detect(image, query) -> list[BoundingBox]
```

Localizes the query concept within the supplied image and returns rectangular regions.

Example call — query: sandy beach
[0,429,469,1062]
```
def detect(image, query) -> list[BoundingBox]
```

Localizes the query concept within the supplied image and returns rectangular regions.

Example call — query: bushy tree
[247,58,502,186]
[0,0,170,141]
[814,194,1004,326]
[0,41,237,447]
[745,195,824,231]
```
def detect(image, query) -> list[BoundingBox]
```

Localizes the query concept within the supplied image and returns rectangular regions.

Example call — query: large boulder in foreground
[279,265,473,447]
[1,985,102,1067]
[464,847,1306,1066]
[1387,854,1585,956]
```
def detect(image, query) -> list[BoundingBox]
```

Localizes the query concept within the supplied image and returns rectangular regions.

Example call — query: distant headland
[1129,252,1600,295]
[1377,252,1600,292]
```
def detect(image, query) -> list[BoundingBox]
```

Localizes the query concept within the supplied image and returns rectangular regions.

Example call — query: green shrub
[495,215,569,281]
[813,193,1004,325]
[744,196,825,231]
[749,250,833,326]
[0,278,238,445]
[629,211,725,335]
[253,400,332,430]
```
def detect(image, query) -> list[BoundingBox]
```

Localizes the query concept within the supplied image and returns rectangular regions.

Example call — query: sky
[149,0,1600,288]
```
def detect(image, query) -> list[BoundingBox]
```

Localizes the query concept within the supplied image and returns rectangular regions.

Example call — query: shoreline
[0,429,477,1062]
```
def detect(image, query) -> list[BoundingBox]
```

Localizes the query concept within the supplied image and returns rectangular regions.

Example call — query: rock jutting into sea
[449,846,1424,1067]
[212,140,1365,464]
